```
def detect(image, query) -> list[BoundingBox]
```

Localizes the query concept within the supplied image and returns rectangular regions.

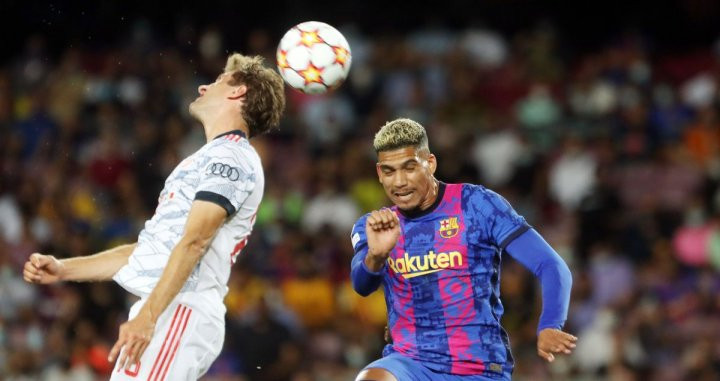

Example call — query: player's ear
[227,85,247,100]
[427,153,437,175]
[375,163,383,182]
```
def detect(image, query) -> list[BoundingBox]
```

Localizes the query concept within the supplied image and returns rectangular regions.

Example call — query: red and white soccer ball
[277,21,352,94]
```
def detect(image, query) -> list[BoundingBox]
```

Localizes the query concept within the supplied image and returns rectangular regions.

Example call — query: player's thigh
[109,302,189,380]
[359,353,433,381]
[161,306,224,380]
[110,303,221,381]
[356,367,398,381]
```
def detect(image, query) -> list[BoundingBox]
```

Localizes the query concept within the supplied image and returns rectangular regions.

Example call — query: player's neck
[398,179,444,219]
[201,112,249,142]
[419,179,440,210]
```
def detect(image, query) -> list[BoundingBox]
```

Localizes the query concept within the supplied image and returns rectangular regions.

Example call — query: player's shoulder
[460,183,509,207]
[350,212,372,248]
[352,212,371,231]
[208,133,252,150]
[460,182,490,198]
[205,133,257,160]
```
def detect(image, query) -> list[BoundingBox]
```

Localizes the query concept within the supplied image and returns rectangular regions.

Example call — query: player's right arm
[23,243,137,284]
[350,208,400,296]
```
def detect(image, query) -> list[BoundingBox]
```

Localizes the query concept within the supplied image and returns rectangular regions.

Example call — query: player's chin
[392,197,420,211]
[188,102,201,118]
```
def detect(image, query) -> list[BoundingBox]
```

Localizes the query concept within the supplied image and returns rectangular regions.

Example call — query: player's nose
[393,172,408,187]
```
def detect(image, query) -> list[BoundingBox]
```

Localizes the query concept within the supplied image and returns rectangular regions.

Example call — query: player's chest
[158,155,206,204]
[386,215,469,280]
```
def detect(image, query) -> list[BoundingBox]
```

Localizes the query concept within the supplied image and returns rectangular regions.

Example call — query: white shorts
[110,295,225,381]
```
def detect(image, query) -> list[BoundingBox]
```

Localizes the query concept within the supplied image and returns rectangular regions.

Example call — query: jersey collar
[397,181,446,219]
[213,129,247,140]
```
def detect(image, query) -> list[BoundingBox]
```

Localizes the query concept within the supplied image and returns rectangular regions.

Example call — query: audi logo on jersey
[207,163,241,181]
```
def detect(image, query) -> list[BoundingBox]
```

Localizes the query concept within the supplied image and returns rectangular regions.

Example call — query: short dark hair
[224,53,286,137]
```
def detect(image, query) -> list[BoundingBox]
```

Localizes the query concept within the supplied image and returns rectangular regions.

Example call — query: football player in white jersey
[22,53,286,380]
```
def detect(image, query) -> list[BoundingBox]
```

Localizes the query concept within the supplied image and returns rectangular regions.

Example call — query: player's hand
[23,253,64,284]
[109,313,155,370]
[537,328,577,362]
[365,208,401,271]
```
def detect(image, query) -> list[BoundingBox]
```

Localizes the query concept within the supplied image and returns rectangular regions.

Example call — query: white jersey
[113,130,263,304]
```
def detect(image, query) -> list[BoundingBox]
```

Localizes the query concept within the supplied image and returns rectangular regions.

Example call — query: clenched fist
[23,253,64,284]
[365,208,401,272]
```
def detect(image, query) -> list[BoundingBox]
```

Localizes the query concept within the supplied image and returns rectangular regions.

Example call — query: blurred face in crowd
[376,146,438,211]
[189,72,246,123]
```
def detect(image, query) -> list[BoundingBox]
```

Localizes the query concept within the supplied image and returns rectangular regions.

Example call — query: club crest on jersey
[439,216,459,238]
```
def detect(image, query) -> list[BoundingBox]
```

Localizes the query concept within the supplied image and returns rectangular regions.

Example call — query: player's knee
[355,367,398,381]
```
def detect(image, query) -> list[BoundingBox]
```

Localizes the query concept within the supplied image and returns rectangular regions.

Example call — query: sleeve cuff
[195,191,236,216]
[537,322,565,335]
[499,224,531,249]
[361,259,385,276]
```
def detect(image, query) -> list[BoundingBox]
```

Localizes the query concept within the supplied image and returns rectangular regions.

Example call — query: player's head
[374,118,438,211]
[189,53,286,138]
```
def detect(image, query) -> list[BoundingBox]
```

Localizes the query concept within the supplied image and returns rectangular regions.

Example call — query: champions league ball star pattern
[277,21,352,94]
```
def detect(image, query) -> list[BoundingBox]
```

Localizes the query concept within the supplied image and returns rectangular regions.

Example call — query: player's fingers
[24,260,38,272]
[23,262,36,275]
[562,340,576,352]
[565,333,578,342]
[554,333,577,348]
[379,209,394,227]
[134,340,151,365]
[23,268,40,283]
[367,211,382,230]
[389,209,400,227]
[550,340,574,355]
[377,209,389,224]
[108,338,125,362]
[124,340,143,369]
[539,340,560,354]
[30,253,43,267]
[120,344,132,370]
[549,337,571,350]
[538,349,554,362]
[391,210,400,223]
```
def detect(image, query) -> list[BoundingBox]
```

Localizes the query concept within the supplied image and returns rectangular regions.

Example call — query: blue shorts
[363,352,511,381]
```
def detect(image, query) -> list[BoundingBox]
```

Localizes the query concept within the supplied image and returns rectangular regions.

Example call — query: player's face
[189,73,246,119]
[376,147,437,211]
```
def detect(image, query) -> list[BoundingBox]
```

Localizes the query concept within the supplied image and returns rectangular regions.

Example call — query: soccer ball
[277,21,352,94]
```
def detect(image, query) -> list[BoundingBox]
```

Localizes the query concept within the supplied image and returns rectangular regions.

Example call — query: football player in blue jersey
[351,118,577,381]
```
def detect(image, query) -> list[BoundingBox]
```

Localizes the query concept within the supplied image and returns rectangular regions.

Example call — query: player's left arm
[477,186,576,362]
[505,229,576,362]
[108,200,227,370]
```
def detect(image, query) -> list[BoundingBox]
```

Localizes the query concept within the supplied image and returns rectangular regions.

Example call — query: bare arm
[24,243,137,284]
[137,200,226,322]
[108,200,227,368]
[61,243,137,281]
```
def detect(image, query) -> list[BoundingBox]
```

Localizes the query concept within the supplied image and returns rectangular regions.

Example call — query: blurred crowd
[2,19,720,381]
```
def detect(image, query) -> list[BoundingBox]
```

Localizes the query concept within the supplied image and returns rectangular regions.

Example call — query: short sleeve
[195,143,257,216]
[466,185,530,248]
